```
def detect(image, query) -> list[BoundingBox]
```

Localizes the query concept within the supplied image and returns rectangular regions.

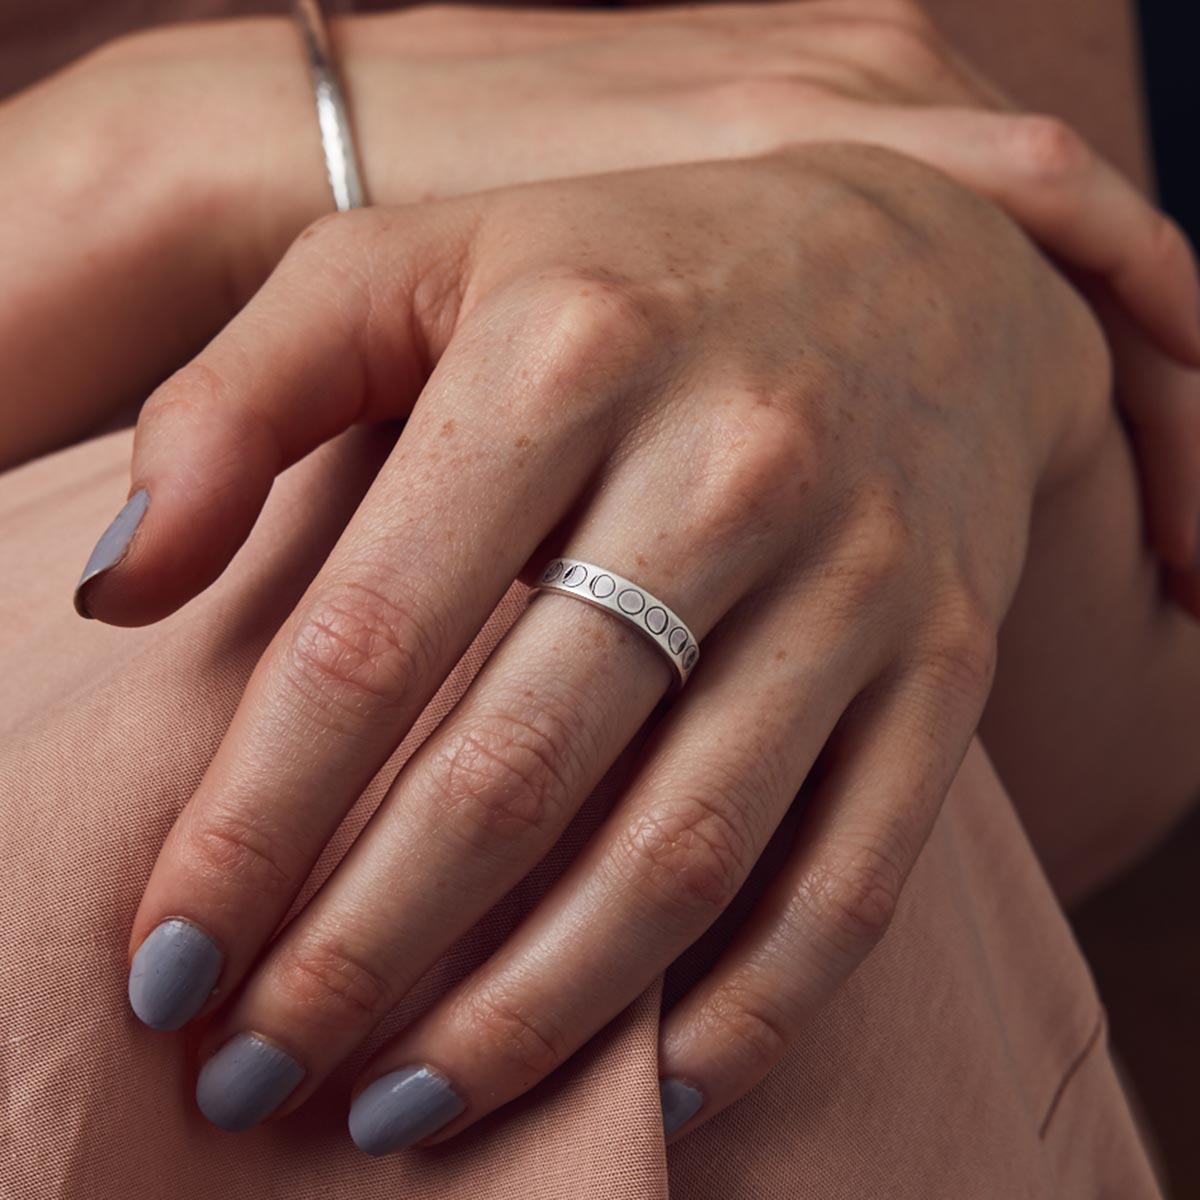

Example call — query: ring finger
[187,437,777,1130]
[124,267,632,1034]
[336,576,894,1153]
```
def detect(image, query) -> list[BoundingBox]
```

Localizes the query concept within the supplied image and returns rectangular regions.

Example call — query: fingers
[182,416,783,1131]
[73,205,469,625]
[654,624,996,1139]
[812,102,1200,368]
[1092,297,1200,618]
[125,272,640,1036]
[190,585,680,1131]
[334,585,891,1154]
[1096,297,1200,573]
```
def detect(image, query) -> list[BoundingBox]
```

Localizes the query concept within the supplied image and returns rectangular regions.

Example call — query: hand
[8,1,1200,594]
[104,146,1110,1147]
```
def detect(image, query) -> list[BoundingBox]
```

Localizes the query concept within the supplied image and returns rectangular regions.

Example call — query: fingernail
[659,1077,704,1137]
[127,918,223,1031]
[196,1033,306,1132]
[74,488,149,618]
[348,1065,466,1156]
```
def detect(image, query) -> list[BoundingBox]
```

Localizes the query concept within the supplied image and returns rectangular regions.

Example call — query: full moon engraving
[644,606,668,635]
[618,588,646,615]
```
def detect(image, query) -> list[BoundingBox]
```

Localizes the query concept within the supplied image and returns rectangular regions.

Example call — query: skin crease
[0,0,1196,1147]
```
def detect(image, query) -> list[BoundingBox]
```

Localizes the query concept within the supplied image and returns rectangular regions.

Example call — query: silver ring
[534,557,700,689]
[292,0,366,212]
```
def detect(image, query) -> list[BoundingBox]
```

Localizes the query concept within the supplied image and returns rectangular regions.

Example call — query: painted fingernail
[127,918,222,1031]
[196,1033,306,1132]
[348,1065,466,1156]
[74,488,149,618]
[659,1077,704,1137]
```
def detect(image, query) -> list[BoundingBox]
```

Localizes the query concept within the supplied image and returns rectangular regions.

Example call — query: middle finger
[125,283,645,1035]
[187,412,782,1129]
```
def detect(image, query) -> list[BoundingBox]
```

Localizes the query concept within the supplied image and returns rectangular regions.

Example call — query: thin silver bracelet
[292,0,367,211]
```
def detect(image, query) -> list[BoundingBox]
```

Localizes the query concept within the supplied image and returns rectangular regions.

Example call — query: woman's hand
[104,146,1109,1147]
[8,1,1200,598]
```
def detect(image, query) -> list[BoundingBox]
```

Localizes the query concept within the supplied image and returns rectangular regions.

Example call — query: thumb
[73,203,472,626]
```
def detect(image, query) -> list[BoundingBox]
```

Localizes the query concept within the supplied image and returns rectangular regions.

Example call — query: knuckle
[184,803,295,899]
[1004,114,1089,190]
[921,591,998,702]
[282,209,393,316]
[617,792,754,920]
[856,493,916,573]
[704,979,793,1077]
[290,208,378,263]
[824,493,915,611]
[462,988,569,1082]
[513,275,658,409]
[428,708,579,852]
[687,400,817,547]
[282,579,439,726]
[274,937,393,1024]
[793,841,904,967]
[142,360,235,429]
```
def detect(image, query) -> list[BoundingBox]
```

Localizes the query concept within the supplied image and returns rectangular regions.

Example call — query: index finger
[73,206,459,625]
[124,213,649,1032]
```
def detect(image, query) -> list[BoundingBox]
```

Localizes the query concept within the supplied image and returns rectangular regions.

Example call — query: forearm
[981,407,1200,904]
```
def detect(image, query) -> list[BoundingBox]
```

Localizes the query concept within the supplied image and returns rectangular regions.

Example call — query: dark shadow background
[1140,1,1200,241]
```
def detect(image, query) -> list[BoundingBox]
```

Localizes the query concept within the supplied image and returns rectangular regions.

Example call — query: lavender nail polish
[196,1033,306,1132]
[128,918,222,1031]
[659,1077,704,1137]
[348,1066,465,1156]
[74,488,149,618]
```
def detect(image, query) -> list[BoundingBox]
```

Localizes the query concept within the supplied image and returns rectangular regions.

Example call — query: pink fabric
[0,427,1160,1197]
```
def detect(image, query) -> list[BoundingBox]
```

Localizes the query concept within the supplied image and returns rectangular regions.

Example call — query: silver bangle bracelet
[292,0,367,212]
